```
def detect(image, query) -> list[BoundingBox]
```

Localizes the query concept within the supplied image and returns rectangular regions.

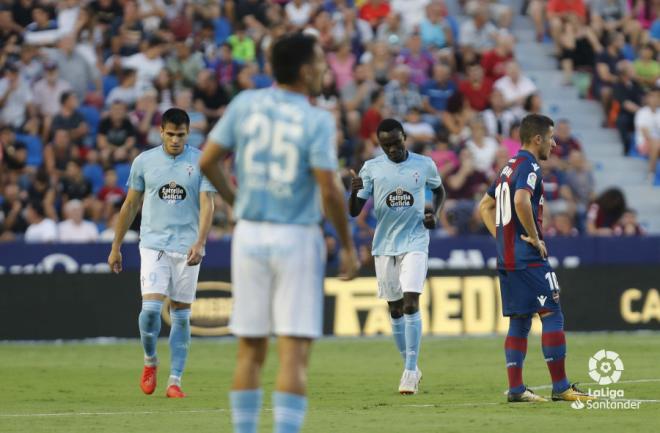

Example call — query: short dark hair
[161,108,190,129]
[377,118,405,136]
[60,91,74,105]
[271,33,317,85]
[519,114,554,145]
[370,88,384,104]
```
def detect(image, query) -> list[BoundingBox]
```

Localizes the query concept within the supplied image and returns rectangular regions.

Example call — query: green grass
[1,333,659,433]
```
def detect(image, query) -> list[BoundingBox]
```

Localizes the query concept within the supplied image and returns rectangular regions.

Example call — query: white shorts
[230,220,326,339]
[374,252,428,302]
[140,247,200,304]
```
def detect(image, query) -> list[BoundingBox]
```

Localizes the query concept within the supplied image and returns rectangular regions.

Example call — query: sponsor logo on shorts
[387,187,414,209]
[159,181,187,203]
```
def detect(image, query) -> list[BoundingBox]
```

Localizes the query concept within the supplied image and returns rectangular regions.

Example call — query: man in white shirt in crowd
[58,199,99,243]
[24,202,58,243]
[634,87,660,182]
[494,61,537,117]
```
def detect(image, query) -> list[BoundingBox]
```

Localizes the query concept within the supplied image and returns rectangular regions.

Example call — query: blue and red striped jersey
[487,150,546,270]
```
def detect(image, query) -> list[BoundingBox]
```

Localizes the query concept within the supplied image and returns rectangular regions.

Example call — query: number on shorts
[495,182,512,226]
[545,271,560,291]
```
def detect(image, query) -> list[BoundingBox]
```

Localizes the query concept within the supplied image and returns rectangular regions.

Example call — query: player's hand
[349,169,363,193]
[187,242,204,266]
[552,289,560,303]
[338,245,360,281]
[520,234,548,259]
[108,248,122,274]
[423,210,436,229]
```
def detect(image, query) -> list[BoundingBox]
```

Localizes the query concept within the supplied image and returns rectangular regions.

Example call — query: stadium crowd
[0,0,652,261]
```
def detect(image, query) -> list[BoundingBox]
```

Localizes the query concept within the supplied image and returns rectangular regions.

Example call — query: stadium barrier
[1,262,658,340]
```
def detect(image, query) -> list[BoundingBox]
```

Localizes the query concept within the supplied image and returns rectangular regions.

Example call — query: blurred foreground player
[478,114,595,403]
[108,108,216,398]
[199,33,359,433]
[348,119,445,395]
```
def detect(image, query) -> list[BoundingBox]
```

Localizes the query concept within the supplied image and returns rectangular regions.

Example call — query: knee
[389,305,403,319]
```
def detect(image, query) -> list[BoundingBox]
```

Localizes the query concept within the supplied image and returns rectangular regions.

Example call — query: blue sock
[505,316,532,394]
[138,300,163,359]
[230,389,263,433]
[168,308,191,380]
[404,311,422,371]
[391,316,406,361]
[273,392,307,433]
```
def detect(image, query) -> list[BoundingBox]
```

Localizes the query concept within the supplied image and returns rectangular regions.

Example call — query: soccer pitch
[1,333,658,433]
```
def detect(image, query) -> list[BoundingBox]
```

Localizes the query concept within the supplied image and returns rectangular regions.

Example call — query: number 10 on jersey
[494,182,511,227]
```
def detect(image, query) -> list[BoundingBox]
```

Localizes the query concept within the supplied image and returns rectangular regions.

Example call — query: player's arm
[478,193,497,238]
[423,184,446,229]
[187,191,215,266]
[108,188,144,273]
[514,189,548,258]
[348,168,367,217]
[199,145,235,206]
[314,168,359,280]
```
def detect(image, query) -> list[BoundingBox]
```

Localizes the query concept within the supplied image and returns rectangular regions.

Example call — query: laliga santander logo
[588,349,624,385]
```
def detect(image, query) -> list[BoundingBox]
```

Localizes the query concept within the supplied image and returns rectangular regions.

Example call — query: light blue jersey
[127,145,216,254]
[358,152,442,256]
[207,88,338,225]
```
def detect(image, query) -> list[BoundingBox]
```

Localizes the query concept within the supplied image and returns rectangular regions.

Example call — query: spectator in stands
[43,129,78,178]
[501,120,522,157]
[613,209,645,236]
[193,68,230,125]
[545,212,579,237]
[459,3,498,65]
[359,88,385,145]
[46,35,102,103]
[99,205,139,242]
[167,38,205,90]
[59,160,94,206]
[333,4,374,55]
[17,44,42,85]
[97,101,137,164]
[398,33,435,87]
[421,62,456,130]
[552,119,583,160]
[634,86,660,181]
[58,199,98,243]
[228,23,256,63]
[459,63,493,111]
[174,88,207,149]
[0,5,23,57]
[51,92,89,146]
[120,36,166,93]
[403,106,435,146]
[465,116,499,176]
[130,88,162,149]
[0,125,28,180]
[328,39,357,90]
[215,43,241,95]
[97,168,125,220]
[106,68,138,109]
[590,0,642,46]
[586,187,627,235]
[419,1,452,49]
[565,149,595,216]
[384,63,423,119]
[494,61,537,117]
[32,61,72,130]
[594,32,625,125]
[0,183,28,241]
[342,63,378,137]
[632,43,660,90]
[558,14,601,86]
[24,3,59,46]
[362,40,394,85]
[480,32,515,81]
[430,131,460,178]
[360,0,391,29]
[546,0,587,53]
[24,201,57,243]
[0,62,34,130]
[442,91,473,147]
[482,89,516,142]
[286,0,313,29]
[541,159,577,216]
[523,92,544,116]
[613,60,644,154]
[376,11,407,51]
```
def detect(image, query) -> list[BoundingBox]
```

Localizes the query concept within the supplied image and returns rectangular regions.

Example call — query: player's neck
[388,150,409,163]
[278,83,308,96]
[521,146,540,160]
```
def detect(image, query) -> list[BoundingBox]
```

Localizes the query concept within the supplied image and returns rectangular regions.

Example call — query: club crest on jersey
[387,187,414,210]
[159,181,187,204]
[527,172,537,188]
[412,171,420,184]
[186,164,194,177]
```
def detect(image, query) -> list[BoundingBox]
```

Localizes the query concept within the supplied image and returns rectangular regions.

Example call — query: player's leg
[376,257,406,362]
[270,223,325,432]
[498,269,546,402]
[229,221,275,433]
[165,255,201,398]
[398,252,427,395]
[231,337,269,433]
[375,255,407,363]
[138,248,170,395]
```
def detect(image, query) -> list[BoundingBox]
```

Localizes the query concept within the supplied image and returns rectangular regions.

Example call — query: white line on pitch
[0,409,229,418]
[502,378,660,394]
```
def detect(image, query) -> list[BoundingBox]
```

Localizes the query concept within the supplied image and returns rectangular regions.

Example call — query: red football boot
[166,384,186,398]
[140,365,157,395]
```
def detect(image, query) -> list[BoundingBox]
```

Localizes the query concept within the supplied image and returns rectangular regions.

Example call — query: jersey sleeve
[514,161,538,194]
[357,162,373,200]
[200,174,217,193]
[425,157,442,189]
[127,155,145,191]
[309,110,338,170]
[207,92,245,150]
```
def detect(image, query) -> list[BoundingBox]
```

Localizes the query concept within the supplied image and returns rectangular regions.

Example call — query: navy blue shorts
[498,263,561,317]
